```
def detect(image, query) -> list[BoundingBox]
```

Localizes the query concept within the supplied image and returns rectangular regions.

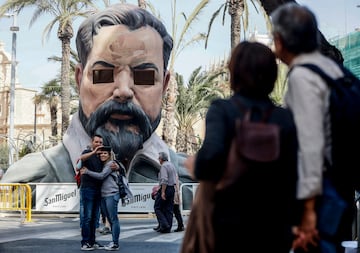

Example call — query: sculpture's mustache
[85,100,152,139]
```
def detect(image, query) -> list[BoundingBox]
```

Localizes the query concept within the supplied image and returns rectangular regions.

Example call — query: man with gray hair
[153,152,177,233]
[271,3,353,253]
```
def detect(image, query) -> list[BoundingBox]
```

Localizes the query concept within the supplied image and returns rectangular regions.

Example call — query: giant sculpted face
[75,24,170,161]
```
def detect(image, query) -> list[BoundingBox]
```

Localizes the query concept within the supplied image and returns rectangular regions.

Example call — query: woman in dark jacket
[182,41,298,253]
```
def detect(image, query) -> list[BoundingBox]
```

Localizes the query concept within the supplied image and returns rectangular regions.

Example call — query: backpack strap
[292,63,343,89]
[114,160,126,176]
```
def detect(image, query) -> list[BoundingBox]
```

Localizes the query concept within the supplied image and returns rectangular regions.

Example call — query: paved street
[0,213,187,253]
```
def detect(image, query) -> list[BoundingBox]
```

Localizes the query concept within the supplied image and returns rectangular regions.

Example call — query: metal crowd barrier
[0,183,32,222]
[180,182,199,213]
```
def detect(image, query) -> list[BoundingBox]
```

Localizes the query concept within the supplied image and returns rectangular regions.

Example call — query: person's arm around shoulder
[81,165,112,180]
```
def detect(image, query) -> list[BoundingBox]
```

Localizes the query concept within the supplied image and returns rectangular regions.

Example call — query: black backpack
[296,63,360,196]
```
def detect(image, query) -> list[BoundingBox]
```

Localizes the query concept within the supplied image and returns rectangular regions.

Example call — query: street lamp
[4,10,19,165]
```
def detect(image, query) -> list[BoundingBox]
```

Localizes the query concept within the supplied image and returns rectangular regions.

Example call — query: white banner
[34,183,159,213]
[118,184,157,212]
[35,183,79,212]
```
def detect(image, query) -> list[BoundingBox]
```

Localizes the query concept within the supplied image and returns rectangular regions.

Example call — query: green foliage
[18,141,34,158]
[0,144,9,170]
[270,62,288,106]
[34,79,61,140]
[175,66,227,152]
[176,66,226,127]
[204,0,264,49]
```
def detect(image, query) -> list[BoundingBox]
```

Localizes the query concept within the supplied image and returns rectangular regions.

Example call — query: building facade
[330,31,360,79]
[0,41,59,166]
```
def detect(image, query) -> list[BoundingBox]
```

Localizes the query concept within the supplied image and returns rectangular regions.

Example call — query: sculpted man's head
[75,3,173,161]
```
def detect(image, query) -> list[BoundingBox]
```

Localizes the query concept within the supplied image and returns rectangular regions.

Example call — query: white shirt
[285,51,343,200]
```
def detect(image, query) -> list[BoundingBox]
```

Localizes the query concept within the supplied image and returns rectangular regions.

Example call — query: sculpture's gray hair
[76,3,173,74]
[270,2,319,54]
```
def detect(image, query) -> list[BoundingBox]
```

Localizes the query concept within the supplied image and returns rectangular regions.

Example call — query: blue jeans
[79,196,100,229]
[101,193,120,245]
[80,187,101,246]
[80,193,83,228]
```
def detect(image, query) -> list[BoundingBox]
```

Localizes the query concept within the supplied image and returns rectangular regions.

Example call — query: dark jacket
[195,93,298,253]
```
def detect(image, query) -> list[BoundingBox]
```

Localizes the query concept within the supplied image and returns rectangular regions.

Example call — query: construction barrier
[0,183,32,222]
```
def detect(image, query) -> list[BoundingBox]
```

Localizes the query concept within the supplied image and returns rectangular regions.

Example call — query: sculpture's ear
[162,70,170,96]
[75,63,83,93]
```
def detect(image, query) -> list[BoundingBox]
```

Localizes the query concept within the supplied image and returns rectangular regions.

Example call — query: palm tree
[0,0,95,138]
[47,48,80,113]
[33,79,61,145]
[175,67,226,154]
[202,0,270,97]
[161,0,210,150]
[205,0,268,50]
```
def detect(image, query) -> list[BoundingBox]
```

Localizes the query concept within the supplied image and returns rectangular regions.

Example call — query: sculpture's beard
[79,100,161,161]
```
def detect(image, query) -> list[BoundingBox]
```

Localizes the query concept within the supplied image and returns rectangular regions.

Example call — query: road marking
[0,221,184,243]
[146,231,184,242]
[38,229,80,239]
[121,228,153,238]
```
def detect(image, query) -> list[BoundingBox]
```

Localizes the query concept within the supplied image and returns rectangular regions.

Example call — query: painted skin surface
[76,25,168,132]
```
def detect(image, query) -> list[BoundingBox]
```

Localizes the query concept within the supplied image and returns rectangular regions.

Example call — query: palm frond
[204,3,225,49]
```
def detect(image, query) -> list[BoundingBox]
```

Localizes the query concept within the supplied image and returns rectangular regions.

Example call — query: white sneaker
[105,242,119,251]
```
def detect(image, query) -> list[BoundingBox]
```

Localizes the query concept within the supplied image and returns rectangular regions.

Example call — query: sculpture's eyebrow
[92,61,115,68]
[133,63,159,73]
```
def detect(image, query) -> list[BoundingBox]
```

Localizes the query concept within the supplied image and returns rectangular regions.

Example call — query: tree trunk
[175,128,187,153]
[58,23,73,137]
[228,0,244,49]
[185,128,198,155]
[50,104,58,145]
[162,72,177,150]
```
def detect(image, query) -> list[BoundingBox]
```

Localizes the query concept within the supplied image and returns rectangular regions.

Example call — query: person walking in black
[154,152,177,233]
[173,173,184,232]
[153,171,184,232]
